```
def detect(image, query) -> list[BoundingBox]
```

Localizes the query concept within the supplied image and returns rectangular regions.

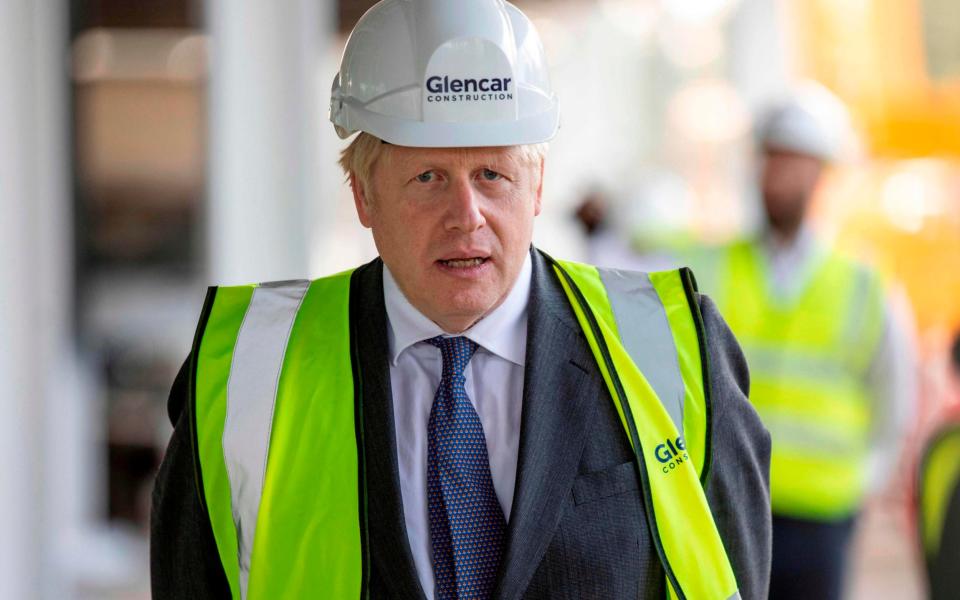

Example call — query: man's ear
[350,173,374,228]
[533,158,545,217]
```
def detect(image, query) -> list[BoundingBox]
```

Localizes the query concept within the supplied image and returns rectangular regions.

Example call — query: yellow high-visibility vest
[188,257,739,599]
[711,239,886,520]
[918,422,960,567]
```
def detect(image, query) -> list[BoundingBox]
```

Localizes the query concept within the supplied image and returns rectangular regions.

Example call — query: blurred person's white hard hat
[329,0,560,147]
[757,82,857,163]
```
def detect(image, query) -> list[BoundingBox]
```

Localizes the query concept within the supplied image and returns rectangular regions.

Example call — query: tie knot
[427,336,478,378]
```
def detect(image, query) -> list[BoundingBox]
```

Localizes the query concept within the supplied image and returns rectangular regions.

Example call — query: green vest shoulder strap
[191,259,738,600]
[193,272,365,599]
[550,257,739,600]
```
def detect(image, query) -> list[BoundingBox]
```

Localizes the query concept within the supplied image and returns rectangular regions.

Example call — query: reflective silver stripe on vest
[597,268,685,432]
[740,344,850,386]
[760,414,864,456]
[840,265,883,373]
[223,279,310,599]
[728,592,742,600]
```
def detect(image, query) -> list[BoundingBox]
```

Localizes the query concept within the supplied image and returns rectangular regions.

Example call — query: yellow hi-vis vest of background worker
[918,420,960,598]
[187,258,739,600]
[710,239,885,520]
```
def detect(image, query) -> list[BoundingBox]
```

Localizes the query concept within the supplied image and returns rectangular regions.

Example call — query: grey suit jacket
[151,248,771,599]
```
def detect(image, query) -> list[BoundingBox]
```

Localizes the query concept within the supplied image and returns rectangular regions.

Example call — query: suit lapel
[351,251,603,600]
[494,250,604,600]
[352,259,428,600]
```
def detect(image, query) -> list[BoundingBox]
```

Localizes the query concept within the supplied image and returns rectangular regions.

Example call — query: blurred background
[2,0,959,597]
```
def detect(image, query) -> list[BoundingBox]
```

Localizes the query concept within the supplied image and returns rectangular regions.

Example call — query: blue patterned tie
[426,336,505,599]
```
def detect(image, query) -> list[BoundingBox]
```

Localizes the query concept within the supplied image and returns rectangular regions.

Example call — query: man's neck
[435,315,485,335]
[767,223,801,248]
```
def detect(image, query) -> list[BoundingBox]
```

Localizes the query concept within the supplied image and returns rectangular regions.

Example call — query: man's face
[352,144,544,333]
[760,147,824,237]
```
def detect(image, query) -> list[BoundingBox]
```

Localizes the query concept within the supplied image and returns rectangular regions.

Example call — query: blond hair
[338,132,549,194]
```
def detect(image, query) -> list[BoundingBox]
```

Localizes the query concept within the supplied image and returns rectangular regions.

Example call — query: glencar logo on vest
[655,436,689,474]
[425,75,514,103]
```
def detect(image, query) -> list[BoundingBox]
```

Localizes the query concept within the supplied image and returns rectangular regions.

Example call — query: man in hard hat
[578,88,916,600]
[151,1,771,598]
[717,95,915,600]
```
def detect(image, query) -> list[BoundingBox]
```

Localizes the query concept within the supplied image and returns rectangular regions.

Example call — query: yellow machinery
[792,0,960,336]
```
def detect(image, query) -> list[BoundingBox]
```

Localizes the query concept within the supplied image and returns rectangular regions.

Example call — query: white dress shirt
[383,254,531,600]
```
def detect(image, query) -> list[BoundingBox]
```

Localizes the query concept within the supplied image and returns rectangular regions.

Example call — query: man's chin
[429,292,502,331]
[443,296,496,318]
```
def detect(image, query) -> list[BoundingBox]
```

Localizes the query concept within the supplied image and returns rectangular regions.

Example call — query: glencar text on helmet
[425,75,514,103]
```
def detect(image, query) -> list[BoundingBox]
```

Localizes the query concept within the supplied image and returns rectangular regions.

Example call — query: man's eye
[415,171,434,183]
[481,169,502,181]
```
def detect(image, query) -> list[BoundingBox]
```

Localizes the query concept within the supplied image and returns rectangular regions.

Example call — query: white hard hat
[757,82,855,162]
[329,0,560,147]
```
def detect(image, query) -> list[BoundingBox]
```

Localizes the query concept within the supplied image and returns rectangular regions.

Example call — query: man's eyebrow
[391,151,520,172]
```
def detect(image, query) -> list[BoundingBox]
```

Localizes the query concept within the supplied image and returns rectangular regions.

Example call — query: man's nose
[444,177,486,233]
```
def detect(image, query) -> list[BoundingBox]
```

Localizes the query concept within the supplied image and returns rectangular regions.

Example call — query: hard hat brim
[333,95,560,148]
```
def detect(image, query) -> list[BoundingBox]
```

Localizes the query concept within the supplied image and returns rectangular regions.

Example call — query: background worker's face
[352,144,544,333]
[760,147,824,237]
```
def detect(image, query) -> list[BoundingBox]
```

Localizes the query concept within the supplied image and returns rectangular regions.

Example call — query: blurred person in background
[730,93,916,600]
[150,0,771,599]
[575,185,681,273]
[578,88,916,600]
[916,333,960,600]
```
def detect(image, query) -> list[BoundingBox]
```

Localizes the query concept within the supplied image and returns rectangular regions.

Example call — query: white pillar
[0,1,73,598]
[206,0,332,284]
[728,0,792,106]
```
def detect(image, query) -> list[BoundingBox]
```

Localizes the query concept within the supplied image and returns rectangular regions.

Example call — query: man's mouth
[437,257,488,268]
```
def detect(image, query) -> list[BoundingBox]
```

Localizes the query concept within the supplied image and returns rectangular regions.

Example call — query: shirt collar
[383,253,531,368]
